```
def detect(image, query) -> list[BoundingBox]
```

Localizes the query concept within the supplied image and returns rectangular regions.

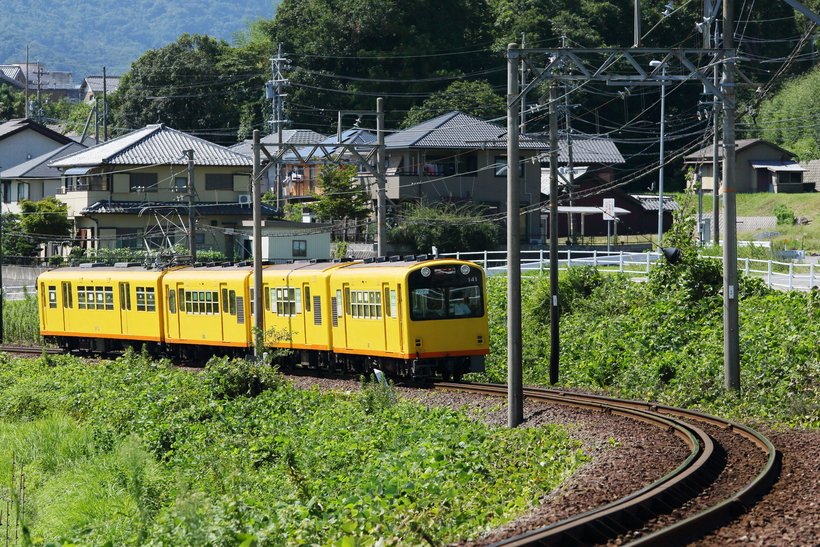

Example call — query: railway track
[434,382,780,546]
[0,344,61,355]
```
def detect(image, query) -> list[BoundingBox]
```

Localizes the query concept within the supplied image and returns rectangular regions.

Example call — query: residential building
[0,63,76,102]
[684,139,809,193]
[242,220,332,261]
[378,111,547,244]
[49,124,268,259]
[0,141,87,214]
[799,159,820,192]
[78,75,121,104]
[0,118,74,182]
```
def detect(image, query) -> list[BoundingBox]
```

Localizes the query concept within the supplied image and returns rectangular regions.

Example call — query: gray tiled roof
[684,139,795,161]
[82,200,278,216]
[385,111,548,150]
[0,142,87,179]
[535,134,625,164]
[630,194,681,211]
[82,76,121,93]
[50,124,253,168]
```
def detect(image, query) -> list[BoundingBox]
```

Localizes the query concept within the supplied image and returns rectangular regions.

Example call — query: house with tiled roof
[378,111,547,244]
[48,124,276,259]
[78,75,121,103]
[684,139,810,193]
[799,159,820,192]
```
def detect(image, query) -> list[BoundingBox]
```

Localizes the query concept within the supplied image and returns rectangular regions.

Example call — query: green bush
[773,204,796,226]
[203,355,285,399]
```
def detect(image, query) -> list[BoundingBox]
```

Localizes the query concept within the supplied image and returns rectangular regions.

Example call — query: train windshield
[408,264,484,321]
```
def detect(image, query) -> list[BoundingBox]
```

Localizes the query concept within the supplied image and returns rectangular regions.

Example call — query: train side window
[264,286,270,311]
[221,288,228,313]
[304,286,311,312]
[123,283,131,310]
[78,286,86,309]
[48,285,57,308]
[61,282,72,308]
[145,288,156,312]
[211,291,219,314]
[95,286,105,310]
[136,287,146,311]
[104,287,114,310]
[384,288,391,318]
[229,290,237,315]
[168,289,176,314]
[344,287,351,315]
[390,290,397,318]
[375,290,382,319]
[295,288,302,314]
[119,283,127,310]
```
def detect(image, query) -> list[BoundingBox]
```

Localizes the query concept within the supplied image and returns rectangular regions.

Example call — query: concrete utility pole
[103,66,108,142]
[722,0,740,391]
[650,59,667,245]
[634,0,642,47]
[267,43,289,206]
[186,149,196,260]
[376,98,387,257]
[24,44,29,118]
[549,85,560,385]
[506,44,523,428]
[562,35,577,244]
[252,130,264,359]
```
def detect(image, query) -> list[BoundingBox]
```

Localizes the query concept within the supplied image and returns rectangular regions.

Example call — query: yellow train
[37,257,489,378]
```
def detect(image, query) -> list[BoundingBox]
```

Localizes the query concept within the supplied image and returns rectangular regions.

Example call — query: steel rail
[434,382,779,546]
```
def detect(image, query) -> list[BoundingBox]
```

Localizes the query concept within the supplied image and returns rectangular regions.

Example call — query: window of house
[494,156,525,177]
[457,153,478,175]
[292,239,307,257]
[2,182,10,203]
[422,155,456,176]
[17,182,29,201]
[117,228,142,249]
[205,173,233,190]
[130,172,158,192]
[174,177,188,193]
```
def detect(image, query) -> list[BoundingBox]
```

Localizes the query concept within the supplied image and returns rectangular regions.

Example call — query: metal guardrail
[442,250,818,292]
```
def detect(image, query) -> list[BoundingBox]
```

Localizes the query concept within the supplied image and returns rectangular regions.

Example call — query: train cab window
[168,289,176,314]
[136,287,155,312]
[48,285,57,308]
[61,282,72,308]
[119,283,131,310]
[408,265,483,321]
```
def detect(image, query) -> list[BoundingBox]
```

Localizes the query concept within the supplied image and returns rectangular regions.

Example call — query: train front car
[330,257,488,379]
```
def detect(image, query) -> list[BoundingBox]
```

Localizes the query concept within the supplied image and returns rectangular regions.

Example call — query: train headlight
[421,267,431,277]
[460,264,471,275]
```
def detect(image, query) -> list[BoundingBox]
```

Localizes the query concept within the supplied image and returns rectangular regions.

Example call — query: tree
[0,84,24,121]
[254,0,497,130]
[756,65,820,161]
[401,80,505,128]
[308,165,372,223]
[1,213,36,258]
[388,202,500,254]
[110,34,260,143]
[17,198,72,257]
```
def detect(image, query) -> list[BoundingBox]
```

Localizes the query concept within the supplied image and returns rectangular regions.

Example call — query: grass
[2,295,42,345]
[668,191,820,251]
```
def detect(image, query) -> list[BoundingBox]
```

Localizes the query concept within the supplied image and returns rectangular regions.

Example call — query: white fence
[442,250,819,292]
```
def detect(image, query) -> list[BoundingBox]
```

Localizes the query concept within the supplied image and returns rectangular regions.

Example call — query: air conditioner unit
[238,194,251,205]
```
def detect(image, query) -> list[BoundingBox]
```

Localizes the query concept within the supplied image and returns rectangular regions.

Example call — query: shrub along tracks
[432,382,779,546]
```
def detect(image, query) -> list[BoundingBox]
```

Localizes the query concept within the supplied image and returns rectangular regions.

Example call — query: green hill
[0,0,279,81]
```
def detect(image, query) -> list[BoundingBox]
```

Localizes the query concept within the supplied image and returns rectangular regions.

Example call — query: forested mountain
[0,0,280,79]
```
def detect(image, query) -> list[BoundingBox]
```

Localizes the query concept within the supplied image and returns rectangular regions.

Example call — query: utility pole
[376,98,387,257]
[506,44,523,428]
[712,24,722,246]
[267,43,289,207]
[549,84,560,385]
[252,130,264,359]
[650,59,667,245]
[186,149,196,261]
[722,0,740,391]
[520,33,527,133]
[94,97,100,144]
[35,63,43,123]
[562,36,577,244]
[103,66,108,142]
[634,0,641,47]
[24,45,29,118]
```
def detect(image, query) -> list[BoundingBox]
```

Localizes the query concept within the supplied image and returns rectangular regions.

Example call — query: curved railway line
[434,381,780,546]
[2,345,782,544]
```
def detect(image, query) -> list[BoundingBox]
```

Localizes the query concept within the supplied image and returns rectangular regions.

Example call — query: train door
[396,283,404,353]
[164,283,181,340]
[60,281,72,332]
[118,282,130,333]
[41,282,64,332]
[382,283,400,355]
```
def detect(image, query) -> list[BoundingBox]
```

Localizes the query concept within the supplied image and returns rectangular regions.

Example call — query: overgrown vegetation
[389,202,500,254]
[0,350,586,544]
[479,203,820,428]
